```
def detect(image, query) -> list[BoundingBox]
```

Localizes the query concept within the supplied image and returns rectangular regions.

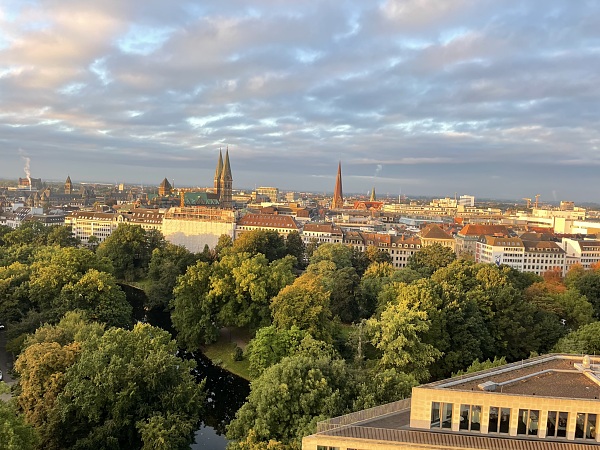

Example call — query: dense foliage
[4,223,600,450]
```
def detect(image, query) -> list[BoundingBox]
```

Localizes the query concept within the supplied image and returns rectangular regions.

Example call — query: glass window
[499,408,510,433]
[442,403,453,429]
[431,402,453,429]
[518,409,539,436]
[577,413,598,440]
[431,402,441,429]
[488,407,499,433]
[459,405,481,432]
[547,411,568,438]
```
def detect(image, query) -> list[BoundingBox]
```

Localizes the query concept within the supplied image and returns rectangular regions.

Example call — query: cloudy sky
[1,0,599,202]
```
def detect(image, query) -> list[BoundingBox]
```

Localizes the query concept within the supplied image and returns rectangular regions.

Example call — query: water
[192,426,229,449]
[122,284,250,450]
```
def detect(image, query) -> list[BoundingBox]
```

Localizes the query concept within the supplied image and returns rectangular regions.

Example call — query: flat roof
[430,354,600,400]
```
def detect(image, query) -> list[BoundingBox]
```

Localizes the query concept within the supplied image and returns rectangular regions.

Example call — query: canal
[124,284,250,450]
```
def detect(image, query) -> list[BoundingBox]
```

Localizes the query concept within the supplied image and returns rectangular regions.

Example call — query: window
[547,411,568,438]
[488,407,510,434]
[460,404,481,432]
[431,402,453,429]
[575,413,597,440]
[317,447,339,450]
[518,409,539,436]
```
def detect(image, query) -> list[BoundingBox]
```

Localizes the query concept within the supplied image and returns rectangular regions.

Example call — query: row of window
[431,403,597,440]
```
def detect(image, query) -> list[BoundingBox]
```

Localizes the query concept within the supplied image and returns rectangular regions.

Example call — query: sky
[1,0,599,202]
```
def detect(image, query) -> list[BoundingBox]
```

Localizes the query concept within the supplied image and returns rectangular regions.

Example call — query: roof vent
[478,381,497,392]
[583,355,591,369]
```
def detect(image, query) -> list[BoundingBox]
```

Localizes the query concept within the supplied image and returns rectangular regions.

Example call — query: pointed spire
[370,186,376,201]
[221,147,232,181]
[65,175,72,184]
[332,161,344,209]
[214,148,224,182]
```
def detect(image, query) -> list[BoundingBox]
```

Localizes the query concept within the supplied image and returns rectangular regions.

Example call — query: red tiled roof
[458,224,509,237]
[237,213,299,230]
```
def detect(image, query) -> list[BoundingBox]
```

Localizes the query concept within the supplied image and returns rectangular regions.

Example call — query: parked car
[0,370,3,381]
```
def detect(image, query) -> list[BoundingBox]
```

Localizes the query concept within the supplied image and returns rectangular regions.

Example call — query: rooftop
[431,354,600,400]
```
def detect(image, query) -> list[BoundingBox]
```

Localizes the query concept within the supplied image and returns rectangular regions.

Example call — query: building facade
[303,354,600,450]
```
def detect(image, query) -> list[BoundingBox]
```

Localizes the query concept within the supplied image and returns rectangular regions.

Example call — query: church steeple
[219,147,233,208]
[370,186,376,202]
[65,175,72,195]
[332,161,344,209]
[214,149,223,198]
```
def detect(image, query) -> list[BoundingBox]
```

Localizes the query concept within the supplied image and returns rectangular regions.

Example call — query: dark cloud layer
[1,0,600,201]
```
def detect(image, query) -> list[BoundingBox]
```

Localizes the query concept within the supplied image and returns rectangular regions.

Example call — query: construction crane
[522,198,532,208]
[534,194,541,209]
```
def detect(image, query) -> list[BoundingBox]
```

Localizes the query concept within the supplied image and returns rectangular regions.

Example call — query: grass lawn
[201,327,253,381]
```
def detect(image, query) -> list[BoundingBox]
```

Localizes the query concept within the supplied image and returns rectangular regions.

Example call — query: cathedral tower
[65,175,72,195]
[214,149,223,199]
[220,148,233,208]
[332,161,344,209]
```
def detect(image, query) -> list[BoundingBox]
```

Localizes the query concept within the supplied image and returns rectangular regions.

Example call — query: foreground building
[303,354,600,449]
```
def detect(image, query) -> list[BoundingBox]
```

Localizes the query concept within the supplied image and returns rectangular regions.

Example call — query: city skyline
[1,1,600,201]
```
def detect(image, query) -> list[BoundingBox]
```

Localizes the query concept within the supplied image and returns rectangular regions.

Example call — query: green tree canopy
[270,273,334,342]
[56,269,133,328]
[172,254,296,348]
[96,224,164,281]
[147,242,199,309]
[408,242,456,276]
[61,324,204,449]
[367,288,442,382]
[308,243,353,270]
[0,383,39,450]
[553,321,600,354]
[227,354,352,448]
[284,230,305,267]
[232,230,286,262]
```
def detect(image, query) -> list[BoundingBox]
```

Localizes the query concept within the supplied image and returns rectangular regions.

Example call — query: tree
[408,243,456,276]
[569,271,600,318]
[87,235,100,252]
[56,269,133,328]
[27,246,113,311]
[245,325,308,377]
[2,221,50,247]
[96,224,159,281]
[364,245,392,265]
[307,260,360,323]
[308,243,353,269]
[452,357,507,377]
[0,383,39,450]
[233,230,286,262]
[147,243,198,309]
[171,261,216,347]
[284,230,305,267]
[217,253,295,330]
[0,224,12,246]
[352,368,417,411]
[227,355,352,448]
[554,321,600,354]
[172,253,295,349]
[432,260,540,362]
[57,323,204,449]
[0,262,32,323]
[46,225,80,247]
[270,273,334,342]
[15,312,104,450]
[367,287,441,382]
[214,234,233,258]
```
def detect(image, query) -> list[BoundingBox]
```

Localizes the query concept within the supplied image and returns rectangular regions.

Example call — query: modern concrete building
[303,354,600,449]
